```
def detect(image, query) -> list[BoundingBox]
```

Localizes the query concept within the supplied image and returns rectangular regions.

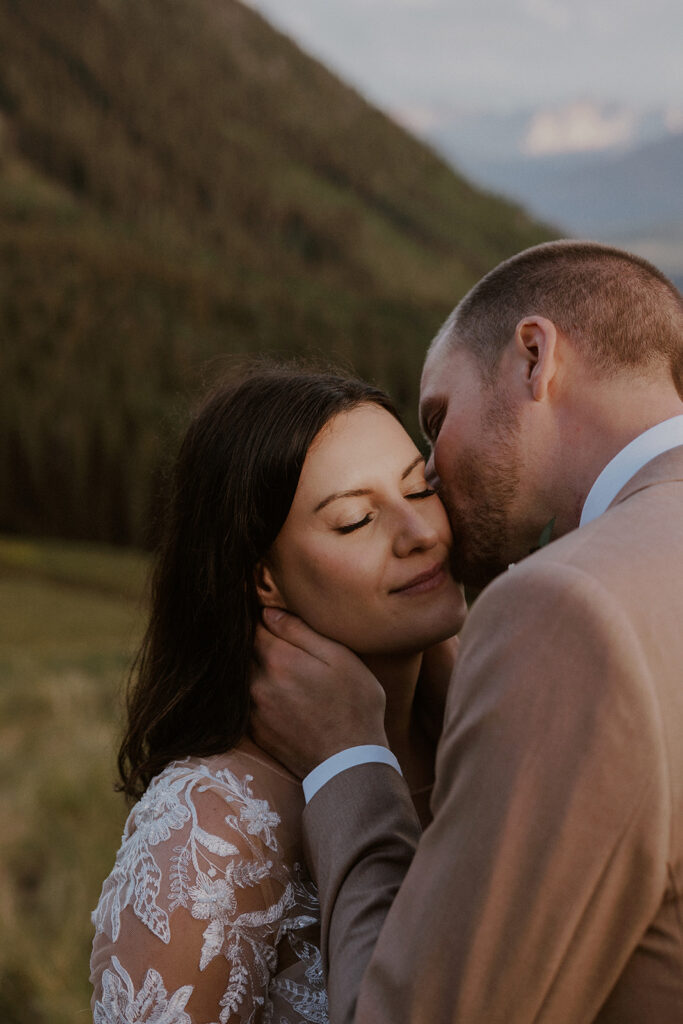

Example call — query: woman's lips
[390,561,447,595]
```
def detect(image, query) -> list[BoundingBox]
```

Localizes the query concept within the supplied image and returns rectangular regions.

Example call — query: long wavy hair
[118,361,399,800]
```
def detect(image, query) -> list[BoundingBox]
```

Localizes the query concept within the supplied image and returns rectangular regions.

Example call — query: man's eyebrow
[314,455,426,513]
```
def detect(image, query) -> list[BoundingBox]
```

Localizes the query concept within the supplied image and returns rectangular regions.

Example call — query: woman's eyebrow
[401,454,425,480]
[314,487,372,513]
[314,455,425,512]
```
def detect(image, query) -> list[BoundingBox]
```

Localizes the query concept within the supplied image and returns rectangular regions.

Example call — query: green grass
[0,536,149,1023]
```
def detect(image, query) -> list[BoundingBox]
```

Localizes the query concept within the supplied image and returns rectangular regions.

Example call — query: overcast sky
[246,0,683,121]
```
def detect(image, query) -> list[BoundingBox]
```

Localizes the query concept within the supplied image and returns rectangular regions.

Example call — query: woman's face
[259,403,467,657]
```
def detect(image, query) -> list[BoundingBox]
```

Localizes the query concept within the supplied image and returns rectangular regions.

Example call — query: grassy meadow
[0,535,149,1023]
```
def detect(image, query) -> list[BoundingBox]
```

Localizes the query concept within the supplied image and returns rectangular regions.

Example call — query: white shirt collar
[580,415,683,527]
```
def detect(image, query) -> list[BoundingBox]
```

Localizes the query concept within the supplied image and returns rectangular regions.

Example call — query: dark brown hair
[118,361,399,800]
[438,240,683,390]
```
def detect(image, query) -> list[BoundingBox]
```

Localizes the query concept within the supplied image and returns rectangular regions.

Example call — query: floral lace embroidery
[94,957,192,1024]
[92,760,328,1023]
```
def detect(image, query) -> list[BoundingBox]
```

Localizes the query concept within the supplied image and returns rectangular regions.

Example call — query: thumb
[262,607,288,627]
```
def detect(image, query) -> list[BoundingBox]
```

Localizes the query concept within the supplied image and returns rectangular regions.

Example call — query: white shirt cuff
[302,745,402,804]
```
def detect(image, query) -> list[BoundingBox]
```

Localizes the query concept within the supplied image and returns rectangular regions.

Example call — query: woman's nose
[393,503,439,558]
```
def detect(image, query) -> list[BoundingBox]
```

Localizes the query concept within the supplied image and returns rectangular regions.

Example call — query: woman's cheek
[283,551,349,615]
[300,555,378,640]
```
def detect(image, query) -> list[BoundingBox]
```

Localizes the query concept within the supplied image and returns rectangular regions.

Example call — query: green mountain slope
[0,0,553,545]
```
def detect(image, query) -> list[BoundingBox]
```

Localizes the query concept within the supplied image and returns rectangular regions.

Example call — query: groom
[251,241,683,1022]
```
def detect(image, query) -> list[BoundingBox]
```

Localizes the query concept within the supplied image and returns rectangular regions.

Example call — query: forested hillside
[0,0,553,545]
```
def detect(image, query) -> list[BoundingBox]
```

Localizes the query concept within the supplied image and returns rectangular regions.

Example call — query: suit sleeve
[303,562,670,1024]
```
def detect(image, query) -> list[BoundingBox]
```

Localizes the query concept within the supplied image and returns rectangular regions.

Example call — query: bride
[90,362,467,1023]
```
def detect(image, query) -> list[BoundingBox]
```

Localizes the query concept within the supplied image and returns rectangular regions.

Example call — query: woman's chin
[412,586,467,646]
[299,584,467,660]
[356,620,464,661]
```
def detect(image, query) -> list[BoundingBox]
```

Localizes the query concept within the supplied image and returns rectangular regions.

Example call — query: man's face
[420,341,531,588]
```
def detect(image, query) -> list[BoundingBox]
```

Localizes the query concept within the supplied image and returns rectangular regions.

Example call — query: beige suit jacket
[304,446,683,1023]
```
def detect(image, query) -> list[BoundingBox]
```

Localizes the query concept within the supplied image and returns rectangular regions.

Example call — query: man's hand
[250,608,388,779]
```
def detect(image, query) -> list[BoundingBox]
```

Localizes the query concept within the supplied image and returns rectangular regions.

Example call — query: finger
[250,670,292,731]
[261,607,341,664]
[253,623,315,683]
[252,622,278,667]
[251,627,316,703]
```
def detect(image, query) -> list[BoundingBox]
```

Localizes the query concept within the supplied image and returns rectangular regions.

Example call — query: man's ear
[255,560,287,609]
[514,316,558,402]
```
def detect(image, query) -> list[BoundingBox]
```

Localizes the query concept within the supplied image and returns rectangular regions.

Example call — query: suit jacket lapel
[608,443,683,511]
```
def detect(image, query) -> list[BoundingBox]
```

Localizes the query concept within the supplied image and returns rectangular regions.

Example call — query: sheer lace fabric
[90,741,328,1023]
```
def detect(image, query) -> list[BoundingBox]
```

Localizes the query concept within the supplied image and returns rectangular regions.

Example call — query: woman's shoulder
[155,739,302,823]
[150,737,300,792]
[186,736,303,788]
[118,739,304,856]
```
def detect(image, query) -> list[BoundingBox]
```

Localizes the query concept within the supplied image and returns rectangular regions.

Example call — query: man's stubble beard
[442,396,523,590]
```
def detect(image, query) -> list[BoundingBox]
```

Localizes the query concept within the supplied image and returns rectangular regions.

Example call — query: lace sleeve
[91,761,309,1024]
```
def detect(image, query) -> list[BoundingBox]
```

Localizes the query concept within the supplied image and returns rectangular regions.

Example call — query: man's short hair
[439,241,682,390]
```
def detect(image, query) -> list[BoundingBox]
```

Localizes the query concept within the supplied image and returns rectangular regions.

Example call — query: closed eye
[337,514,373,534]
[406,488,436,500]
[421,409,444,447]
[428,413,444,444]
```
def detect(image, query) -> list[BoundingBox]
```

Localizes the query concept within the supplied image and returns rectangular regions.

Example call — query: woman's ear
[255,560,287,609]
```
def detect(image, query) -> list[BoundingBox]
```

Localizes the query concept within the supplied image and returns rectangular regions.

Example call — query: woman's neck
[361,651,434,793]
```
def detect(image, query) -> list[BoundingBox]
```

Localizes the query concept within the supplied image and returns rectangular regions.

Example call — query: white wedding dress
[90,739,328,1023]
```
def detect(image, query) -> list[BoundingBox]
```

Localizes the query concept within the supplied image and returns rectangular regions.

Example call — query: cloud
[522,102,636,155]
[392,103,444,134]
[664,105,683,133]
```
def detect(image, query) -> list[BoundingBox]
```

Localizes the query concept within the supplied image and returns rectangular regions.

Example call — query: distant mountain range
[407,101,683,287]
[459,132,683,237]
[0,0,551,545]
[411,101,682,167]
